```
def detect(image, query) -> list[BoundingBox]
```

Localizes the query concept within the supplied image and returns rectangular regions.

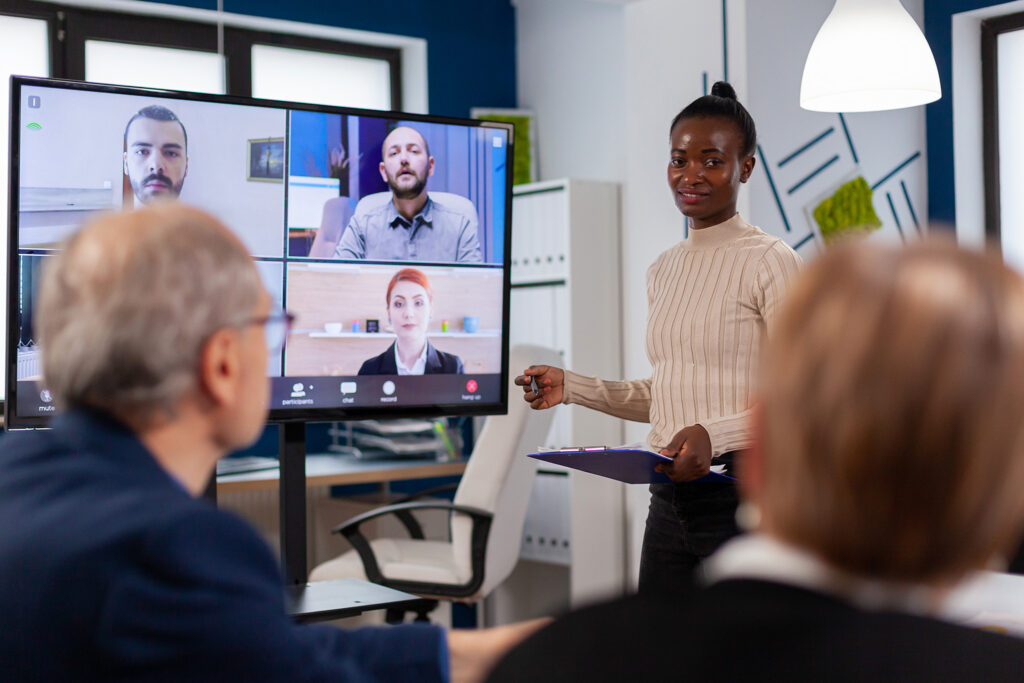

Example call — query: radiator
[218,487,332,566]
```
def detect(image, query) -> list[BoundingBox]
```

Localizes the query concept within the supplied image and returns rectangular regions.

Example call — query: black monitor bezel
[5,75,514,429]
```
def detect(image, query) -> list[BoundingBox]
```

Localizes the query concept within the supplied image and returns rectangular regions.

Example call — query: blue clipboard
[528,447,737,485]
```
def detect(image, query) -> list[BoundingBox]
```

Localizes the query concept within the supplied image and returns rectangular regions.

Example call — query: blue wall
[924,0,1004,225]
[157,0,518,118]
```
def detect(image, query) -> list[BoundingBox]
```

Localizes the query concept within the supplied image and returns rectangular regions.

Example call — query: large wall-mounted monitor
[6,76,513,429]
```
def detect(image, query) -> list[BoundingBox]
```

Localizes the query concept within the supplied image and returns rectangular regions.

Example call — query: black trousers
[637,451,741,600]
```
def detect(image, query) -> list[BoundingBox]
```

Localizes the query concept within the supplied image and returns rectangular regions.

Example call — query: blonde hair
[760,239,1024,584]
[37,203,262,427]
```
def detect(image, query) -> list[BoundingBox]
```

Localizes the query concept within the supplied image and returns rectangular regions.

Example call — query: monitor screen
[6,77,513,428]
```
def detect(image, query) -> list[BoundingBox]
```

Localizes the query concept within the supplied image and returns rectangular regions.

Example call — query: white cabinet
[489,178,627,621]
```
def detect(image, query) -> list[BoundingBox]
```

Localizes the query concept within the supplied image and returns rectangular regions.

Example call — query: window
[982,12,1024,269]
[224,27,401,109]
[84,41,226,94]
[57,9,402,109]
[250,45,392,109]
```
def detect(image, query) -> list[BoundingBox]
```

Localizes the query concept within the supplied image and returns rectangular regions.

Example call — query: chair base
[386,598,439,623]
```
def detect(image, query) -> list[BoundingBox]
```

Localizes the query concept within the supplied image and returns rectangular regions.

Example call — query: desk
[217,453,468,493]
[287,578,426,623]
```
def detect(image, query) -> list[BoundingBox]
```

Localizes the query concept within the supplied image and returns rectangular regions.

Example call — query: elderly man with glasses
[0,203,540,682]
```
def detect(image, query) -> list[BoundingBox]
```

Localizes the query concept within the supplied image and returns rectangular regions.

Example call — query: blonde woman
[492,240,1024,681]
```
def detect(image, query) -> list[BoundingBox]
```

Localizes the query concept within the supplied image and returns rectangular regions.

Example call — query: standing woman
[516,82,802,597]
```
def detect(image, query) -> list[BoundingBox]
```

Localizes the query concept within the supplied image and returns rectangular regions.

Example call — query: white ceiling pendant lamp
[800,0,941,113]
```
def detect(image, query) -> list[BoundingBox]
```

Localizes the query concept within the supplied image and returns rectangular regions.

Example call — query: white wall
[621,0,726,393]
[515,0,729,588]
[620,0,732,584]
[746,0,929,258]
[514,0,627,183]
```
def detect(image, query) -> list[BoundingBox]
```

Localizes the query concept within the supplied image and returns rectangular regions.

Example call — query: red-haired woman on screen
[359,268,463,375]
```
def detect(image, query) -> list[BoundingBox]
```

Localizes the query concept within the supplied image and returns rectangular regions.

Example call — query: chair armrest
[393,483,459,505]
[331,501,491,535]
[331,502,494,597]
[390,484,461,539]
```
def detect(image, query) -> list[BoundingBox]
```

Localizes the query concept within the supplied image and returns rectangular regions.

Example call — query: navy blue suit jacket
[0,410,447,681]
[358,341,464,376]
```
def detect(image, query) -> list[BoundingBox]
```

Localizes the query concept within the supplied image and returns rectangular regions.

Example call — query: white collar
[705,533,950,615]
[395,340,428,375]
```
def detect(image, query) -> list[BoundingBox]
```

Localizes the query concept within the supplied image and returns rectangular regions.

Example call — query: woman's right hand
[514,365,565,409]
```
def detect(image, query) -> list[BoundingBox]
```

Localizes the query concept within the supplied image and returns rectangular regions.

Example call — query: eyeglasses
[235,308,295,351]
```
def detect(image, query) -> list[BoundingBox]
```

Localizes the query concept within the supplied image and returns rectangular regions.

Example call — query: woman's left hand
[655,424,712,482]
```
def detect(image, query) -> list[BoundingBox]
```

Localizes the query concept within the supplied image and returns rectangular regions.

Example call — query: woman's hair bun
[710,81,737,100]
[671,80,756,156]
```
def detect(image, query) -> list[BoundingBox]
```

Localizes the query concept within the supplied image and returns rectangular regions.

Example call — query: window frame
[223,26,402,109]
[1,4,403,109]
[981,11,1024,245]
[0,0,65,77]
[62,7,220,84]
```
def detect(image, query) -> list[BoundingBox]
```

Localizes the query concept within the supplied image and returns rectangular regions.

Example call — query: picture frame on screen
[247,137,285,182]
[5,76,515,430]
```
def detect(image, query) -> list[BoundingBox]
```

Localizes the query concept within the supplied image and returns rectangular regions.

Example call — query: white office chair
[309,344,559,615]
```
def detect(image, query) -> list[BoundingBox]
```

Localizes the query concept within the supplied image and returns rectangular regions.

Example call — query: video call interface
[10,81,511,423]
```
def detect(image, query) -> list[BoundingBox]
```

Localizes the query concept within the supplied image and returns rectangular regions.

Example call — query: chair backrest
[309,196,357,257]
[450,344,560,599]
[351,191,391,215]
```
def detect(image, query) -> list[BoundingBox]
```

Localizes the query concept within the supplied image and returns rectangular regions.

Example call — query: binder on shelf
[528,446,736,485]
[216,456,280,477]
[351,432,443,457]
[352,418,438,435]
[326,418,455,459]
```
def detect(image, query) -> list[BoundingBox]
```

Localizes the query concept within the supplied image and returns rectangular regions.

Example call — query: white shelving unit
[488,178,626,622]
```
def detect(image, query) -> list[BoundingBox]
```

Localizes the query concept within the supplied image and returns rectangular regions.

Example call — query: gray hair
[37,203,263,426]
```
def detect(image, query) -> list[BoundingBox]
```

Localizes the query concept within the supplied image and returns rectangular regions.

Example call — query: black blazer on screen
[358,340,464,375]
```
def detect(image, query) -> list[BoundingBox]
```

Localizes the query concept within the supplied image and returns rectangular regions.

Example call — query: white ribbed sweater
[563,213,802,455]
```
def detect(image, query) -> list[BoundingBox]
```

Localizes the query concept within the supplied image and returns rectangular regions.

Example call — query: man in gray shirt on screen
[334,125,483,263]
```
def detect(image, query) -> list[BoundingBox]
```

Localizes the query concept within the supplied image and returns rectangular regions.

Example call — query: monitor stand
[198,421,305,586]
[279,422,307,585]
[204,423,309,585]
